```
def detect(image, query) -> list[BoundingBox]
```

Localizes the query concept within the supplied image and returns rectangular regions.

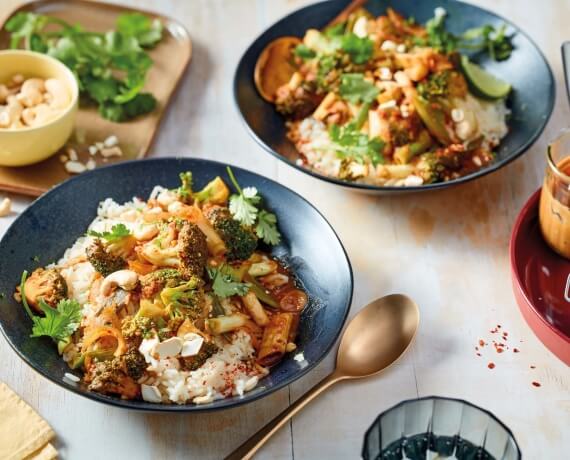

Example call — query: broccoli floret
[88,224,136,258]
[193,177,230,204]
[139,221,207,277]
[140,269,185,299]
[179,341,219,371]
[206,207,257,261]
[178,222,208,277]
[121,316,156,347]
[338,159,368,181]
[86,239,126,276]
[416,152,444,184]
[23,267,68,313]
[160,276,204,319]
[123,348,147,380]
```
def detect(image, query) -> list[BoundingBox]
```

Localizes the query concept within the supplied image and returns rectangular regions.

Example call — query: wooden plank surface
[0,0,569,459]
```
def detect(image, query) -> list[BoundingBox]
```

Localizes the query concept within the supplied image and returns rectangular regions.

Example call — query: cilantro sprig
[5,12,163,121]
[88,223,131,242]
[20,271,82,343]
[329,123,385,166]
[415,10,513,61]
[207,265,250,298]
[226,167,281,246]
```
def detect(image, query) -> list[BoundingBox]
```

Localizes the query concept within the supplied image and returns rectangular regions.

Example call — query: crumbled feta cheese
[294,352,305,362]
[181,333,204,357]
[88,145,98,156]
[451,108,465,122]
[379,100,397,110]
[381,40,397,51]
[63,372,80,383]
[64,161,86,174]
[85,159,96,170]
[139,336,160,362]
[0,198,12,217]
[141,384,162,403]
[103,135,119,148]
[434,7,447,18]
[154,337,183,359]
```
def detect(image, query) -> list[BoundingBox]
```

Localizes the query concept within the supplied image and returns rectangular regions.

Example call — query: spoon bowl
[226,293,420,460]
[337,294,420,378]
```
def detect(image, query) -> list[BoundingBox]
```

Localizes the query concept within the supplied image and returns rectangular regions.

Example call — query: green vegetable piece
[88,223,131,242]
[412,95,452,145]
[256,210,281,246]
[328,121,385,166]
[339,74,379,104]
[116,13,163,48]
[244,274,279,309]
[294,44,316,60]
[459,55,511,99]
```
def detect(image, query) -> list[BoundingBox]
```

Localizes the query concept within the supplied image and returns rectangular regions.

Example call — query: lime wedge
[460,55,511,99]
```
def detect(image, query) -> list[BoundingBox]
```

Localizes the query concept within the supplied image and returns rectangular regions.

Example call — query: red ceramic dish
[510,189,570,365]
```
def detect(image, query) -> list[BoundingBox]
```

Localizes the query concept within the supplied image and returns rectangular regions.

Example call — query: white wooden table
[1,0,569,458]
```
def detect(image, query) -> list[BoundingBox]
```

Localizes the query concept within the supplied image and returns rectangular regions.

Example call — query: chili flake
[487,362,495,369]
[532,381,541,387]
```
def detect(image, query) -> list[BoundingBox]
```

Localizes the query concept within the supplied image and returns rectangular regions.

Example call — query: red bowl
[510,189,570,365]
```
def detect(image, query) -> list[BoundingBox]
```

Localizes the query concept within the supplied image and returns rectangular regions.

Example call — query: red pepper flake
[488,362,495,369]
[475,346,479,351]
[479,339,486,346]
[532,381,541,387]
[503,331,509,336]
[476,353,481,357]
[496,348,504,353]
[513,348,520,353]
[497,324,501,329]
[530,365,536,369]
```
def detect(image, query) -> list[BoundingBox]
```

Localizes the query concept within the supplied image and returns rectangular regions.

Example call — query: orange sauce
[539,157,570,258]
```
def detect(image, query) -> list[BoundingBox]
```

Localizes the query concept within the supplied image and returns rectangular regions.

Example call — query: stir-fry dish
[268,7,514,186]
[17,168,309,404]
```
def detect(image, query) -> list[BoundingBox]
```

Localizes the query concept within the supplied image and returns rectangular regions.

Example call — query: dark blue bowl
[0,158,353,411]
[234,0,555,193]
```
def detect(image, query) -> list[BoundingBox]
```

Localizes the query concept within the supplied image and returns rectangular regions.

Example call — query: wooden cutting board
[0,0,192,196]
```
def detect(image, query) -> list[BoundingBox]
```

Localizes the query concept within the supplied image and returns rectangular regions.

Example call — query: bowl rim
[0,156,354,412]
[233,0,556,193]
[0,49,79,133]
[361,395,522,459]
[509,188,570,345]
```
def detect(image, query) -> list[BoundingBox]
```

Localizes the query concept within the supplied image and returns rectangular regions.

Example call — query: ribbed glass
[362,397,521,460]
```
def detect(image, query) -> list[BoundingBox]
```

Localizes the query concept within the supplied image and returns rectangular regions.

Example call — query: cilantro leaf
[116,13,163,48]
[324,22,346,38]
[329,123,385,166]
[207,265,250,298]
[226,167,282,245]
[20,271,82,343]
[88,223,131,241]
[340,33,373,64]
[256,210,281,245]
[339,73,380,104]
[176,171,193,201]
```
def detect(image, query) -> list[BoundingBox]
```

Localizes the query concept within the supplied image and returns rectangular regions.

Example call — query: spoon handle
[562,42,570,105]
[225,372,342,460]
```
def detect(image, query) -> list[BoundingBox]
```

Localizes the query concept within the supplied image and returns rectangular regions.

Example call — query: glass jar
[539,130,570,259]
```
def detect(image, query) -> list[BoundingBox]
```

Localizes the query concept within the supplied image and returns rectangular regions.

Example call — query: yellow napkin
[0,382,58,460]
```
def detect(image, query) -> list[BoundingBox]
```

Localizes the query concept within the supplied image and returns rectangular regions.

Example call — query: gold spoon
[226,293,420,460]
[254,0,368,102]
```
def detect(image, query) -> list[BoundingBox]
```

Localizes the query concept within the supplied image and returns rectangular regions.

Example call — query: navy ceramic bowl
[0,158,353,411]
[234,0,555,193]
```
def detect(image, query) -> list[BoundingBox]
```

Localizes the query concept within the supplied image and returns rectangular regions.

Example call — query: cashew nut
[100,270,139,297]
[0,84,8,104]
[17,87,43,108]
[0,198,11,217]
[45,78,69,110]
[21,78,45,94]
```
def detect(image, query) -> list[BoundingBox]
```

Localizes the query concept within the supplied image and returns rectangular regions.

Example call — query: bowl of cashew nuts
[0,50,79,166]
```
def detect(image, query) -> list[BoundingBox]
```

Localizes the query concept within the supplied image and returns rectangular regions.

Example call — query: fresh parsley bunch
[5,12,164,122]
[226,167,281,246]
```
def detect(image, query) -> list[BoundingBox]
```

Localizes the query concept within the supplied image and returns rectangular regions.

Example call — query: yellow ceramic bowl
[0,50,79,166]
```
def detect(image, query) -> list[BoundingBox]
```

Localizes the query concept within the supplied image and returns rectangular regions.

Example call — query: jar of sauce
[539,131,570,259]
